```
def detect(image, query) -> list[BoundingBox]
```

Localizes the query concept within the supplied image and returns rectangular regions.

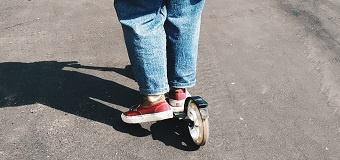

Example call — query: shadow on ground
[0,61,150,137]
[151,118,201,151]
[0,61,199,151]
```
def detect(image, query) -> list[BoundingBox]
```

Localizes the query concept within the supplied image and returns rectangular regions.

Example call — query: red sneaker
[121,96,173,124]
[168,88,191,112]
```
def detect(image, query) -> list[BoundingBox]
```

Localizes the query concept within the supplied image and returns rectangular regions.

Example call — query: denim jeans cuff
[169,80,196,89]
[139,87,169,95]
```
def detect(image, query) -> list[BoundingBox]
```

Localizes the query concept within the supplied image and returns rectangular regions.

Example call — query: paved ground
[1,0,340,159]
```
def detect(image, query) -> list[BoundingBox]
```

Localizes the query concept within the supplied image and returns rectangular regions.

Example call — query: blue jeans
[114,0,205,95]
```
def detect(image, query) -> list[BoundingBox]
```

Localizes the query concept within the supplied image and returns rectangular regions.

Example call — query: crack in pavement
[3,18,40,30]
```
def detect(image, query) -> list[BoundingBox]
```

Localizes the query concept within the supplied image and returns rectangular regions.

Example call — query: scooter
[123,95,209,146]
[173,96,209,146]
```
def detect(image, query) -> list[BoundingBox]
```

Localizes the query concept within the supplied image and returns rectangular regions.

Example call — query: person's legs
[115,0,205,123]
[164,0,205,89]
[115,0,174,124]
[114,0,168,95]
[165,0,205,110]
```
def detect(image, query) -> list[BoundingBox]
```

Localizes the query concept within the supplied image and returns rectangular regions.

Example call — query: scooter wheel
[187,99,209,146]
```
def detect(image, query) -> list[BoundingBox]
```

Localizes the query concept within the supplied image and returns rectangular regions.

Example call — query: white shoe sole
[121,110,173,124]
[169,99,185,112]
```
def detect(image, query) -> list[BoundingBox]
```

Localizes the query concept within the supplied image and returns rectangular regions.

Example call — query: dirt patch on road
[277,0,340,110]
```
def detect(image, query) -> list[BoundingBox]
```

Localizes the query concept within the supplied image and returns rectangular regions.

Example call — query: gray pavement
[1,0,340,159]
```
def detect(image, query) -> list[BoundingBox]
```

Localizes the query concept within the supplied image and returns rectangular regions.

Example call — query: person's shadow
[0,61,200,151]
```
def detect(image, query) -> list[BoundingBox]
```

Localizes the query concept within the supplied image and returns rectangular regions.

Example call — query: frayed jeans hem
[168,81,196,89]
[139,87,169,96]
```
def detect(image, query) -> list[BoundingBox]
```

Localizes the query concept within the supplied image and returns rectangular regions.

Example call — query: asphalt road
[1,0,340,159]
